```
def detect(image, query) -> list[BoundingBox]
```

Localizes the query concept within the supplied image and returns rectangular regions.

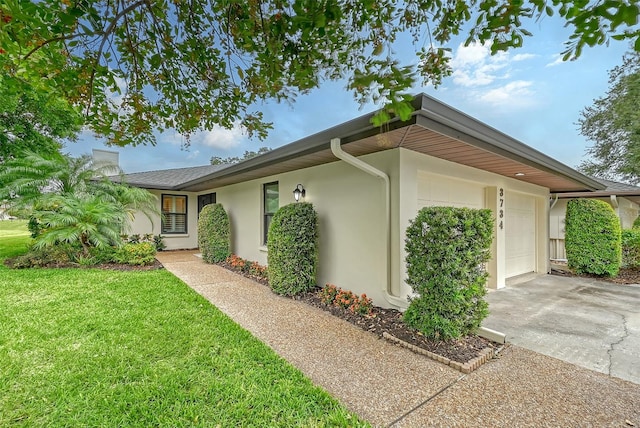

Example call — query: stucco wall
[129,147,551,308]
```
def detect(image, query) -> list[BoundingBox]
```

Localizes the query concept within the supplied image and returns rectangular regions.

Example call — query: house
[120,94,603,309]
[550,178,640,260]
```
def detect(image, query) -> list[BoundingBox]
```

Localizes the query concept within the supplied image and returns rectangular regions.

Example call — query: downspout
[549,193,559,209]
[330,138,407,308]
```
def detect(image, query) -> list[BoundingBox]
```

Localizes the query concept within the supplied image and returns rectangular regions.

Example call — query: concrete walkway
[483,274,640,384]
[157,251,640,427]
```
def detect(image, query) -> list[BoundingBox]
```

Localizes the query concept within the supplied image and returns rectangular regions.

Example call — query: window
[263,182,279,244]
[162,194,187,234]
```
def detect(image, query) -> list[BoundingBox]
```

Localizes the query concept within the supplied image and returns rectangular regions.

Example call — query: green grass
[0,222,368,427]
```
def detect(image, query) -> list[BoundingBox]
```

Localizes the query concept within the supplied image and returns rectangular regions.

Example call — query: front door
[197,193,216,216]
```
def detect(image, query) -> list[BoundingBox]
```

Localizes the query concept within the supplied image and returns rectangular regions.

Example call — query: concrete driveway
[482,274,640,384]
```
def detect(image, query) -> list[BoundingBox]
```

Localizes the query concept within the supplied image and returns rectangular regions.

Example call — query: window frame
[262,182,279,245]
[161,194,188,234]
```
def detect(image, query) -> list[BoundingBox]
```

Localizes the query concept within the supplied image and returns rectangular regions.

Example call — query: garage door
[417,172,484,209]
[505,191,536,277]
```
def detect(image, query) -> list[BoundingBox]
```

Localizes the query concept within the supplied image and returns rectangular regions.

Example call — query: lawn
[0,221,367,427]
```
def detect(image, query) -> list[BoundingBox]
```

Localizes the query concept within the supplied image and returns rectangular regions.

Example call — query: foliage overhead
[210,147,272,165]
[1,0,637,147]
[0,151,159,254]
[565,198,621,277]
[403,206,493,340]
[0,76,82,162]
[578,50,640,184]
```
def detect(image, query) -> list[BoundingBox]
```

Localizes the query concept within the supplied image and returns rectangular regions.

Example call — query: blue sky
[65,18,630,174]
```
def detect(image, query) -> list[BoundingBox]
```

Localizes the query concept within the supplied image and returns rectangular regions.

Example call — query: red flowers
[319,284,373,316]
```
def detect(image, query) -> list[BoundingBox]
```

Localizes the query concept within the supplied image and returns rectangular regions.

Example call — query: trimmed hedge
[198,203,231,263]
[403,206,493,340]
[565,199,621,277]
[621,229,640,269]
[267,202,318,296]
[633,216,640,229]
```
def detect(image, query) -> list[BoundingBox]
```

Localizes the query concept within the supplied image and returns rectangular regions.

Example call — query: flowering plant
[319,284,373,316]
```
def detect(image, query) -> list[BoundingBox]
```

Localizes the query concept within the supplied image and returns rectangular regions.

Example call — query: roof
[554,177,640,201]
[115,164,230,189]
[120,93,604,193]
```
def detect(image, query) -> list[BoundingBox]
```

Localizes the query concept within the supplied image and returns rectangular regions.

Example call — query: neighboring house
[550,178,640,260]
[119,94,603,310]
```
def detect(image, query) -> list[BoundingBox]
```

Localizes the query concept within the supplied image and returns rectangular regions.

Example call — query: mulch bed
[551,264,640,285]
[216,262,498,365]
[292,290,497,364]
[3,257,164,271]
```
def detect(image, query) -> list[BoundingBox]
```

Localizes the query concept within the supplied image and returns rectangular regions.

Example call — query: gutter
[329,138,406,309]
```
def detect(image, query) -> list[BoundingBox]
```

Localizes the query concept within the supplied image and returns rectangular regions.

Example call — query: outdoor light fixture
[293,184,306,202]
[515,172,526,177]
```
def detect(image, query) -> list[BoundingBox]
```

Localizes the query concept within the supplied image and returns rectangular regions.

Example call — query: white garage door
[505,191,536,277]
[417,172,484,209]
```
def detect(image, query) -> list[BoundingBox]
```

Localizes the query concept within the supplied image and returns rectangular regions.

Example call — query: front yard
[0,221,367,426]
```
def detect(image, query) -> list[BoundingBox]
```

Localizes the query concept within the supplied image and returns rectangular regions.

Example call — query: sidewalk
[157,251,640,427]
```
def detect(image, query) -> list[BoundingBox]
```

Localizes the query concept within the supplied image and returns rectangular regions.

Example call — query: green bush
[621,229,640,269]
[565,199,621,277]
[8,243,76,268]
[267,202,318,296]
[633,216,640,229]
[198,203,231,263]
[403,206,493,340]
[113,242,157,266]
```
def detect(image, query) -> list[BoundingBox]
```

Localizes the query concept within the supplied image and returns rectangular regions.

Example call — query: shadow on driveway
[482,274,640,384]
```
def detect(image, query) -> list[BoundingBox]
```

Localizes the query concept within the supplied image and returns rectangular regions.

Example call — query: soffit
[182,124,591,193]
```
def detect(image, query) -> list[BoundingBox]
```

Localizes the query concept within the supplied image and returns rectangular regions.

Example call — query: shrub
[8,243,76,268]
[565,199,621,277]
[223,254,268,281]
[319,284,373,316]
[198,203,231,263]
[267,202,318,296]
[403,206,493,340]
[113,242,157,266]
[621,229,640,269]
[121,233,165,251]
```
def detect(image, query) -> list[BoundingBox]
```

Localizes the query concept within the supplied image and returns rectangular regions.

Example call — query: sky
[64,16,631,174]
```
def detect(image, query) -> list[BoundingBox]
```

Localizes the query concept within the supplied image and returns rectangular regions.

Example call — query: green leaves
[404,206,494,340]
[198,203,231,263]
[0,0,637,146]
[565,199,621,277]
[267,202,318,296]
[578,51,640,183]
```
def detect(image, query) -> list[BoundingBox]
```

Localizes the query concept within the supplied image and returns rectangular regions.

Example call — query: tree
[0,76,83,162]
[1,1,637,148]
[210,147,272,165]
[578,50,640,184]
[0,151,159,254]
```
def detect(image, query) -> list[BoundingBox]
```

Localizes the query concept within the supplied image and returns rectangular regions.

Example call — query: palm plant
[0,151,158,254]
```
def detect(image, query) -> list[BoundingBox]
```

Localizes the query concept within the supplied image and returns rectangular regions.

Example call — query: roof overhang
[161,93,604,193]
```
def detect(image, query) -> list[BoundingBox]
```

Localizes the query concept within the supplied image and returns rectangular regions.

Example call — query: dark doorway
[197,193,216,216]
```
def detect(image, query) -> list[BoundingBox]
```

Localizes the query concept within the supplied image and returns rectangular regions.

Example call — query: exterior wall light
[293,184,306,202]
[515,172,526,177]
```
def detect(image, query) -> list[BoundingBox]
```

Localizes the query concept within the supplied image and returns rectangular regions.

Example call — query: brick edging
[382,332,497,374]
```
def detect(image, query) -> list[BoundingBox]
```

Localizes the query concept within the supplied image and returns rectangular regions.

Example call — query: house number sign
[499,188,504,230]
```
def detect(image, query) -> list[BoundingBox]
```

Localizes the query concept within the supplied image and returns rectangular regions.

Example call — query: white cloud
[545,54,565,67]
[450,42,537,87]
[191,122,246,150]
[477,81,535,106]
[450,42,511,87]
